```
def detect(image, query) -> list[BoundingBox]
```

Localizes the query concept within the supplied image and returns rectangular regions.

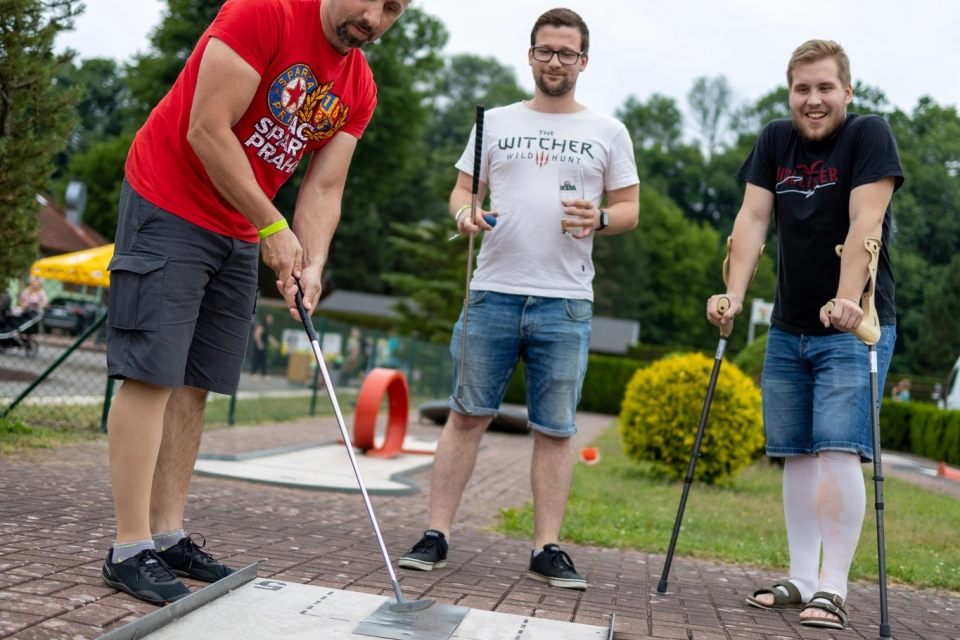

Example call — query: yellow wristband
[454,204,471,222]
[258,218,289,240]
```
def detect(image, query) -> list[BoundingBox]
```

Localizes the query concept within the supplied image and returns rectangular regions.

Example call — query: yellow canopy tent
[31,243,114,287]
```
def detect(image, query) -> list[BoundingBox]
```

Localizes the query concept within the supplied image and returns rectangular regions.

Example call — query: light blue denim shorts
[761,324,896,462]
[448,290,592,438]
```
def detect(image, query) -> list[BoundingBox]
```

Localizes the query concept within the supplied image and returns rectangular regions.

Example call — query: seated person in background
[891,379,911,402]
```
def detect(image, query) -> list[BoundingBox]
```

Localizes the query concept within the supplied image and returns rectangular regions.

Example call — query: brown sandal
[745,580,804,610]
[800,592,848,629]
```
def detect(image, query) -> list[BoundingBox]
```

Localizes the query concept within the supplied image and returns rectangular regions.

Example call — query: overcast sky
[58,0,959,121]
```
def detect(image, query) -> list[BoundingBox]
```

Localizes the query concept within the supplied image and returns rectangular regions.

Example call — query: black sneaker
[398,530,448,571]
[156,533,235,582]
[527,544,587,590]
[101,548,191,606]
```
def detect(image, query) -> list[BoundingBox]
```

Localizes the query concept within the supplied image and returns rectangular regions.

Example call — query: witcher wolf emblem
[298,80,350,142]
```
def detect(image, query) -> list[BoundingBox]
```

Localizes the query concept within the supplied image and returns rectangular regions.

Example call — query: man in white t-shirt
[400,8,640,591]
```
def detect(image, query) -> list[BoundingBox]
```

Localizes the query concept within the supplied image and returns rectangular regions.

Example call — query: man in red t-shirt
[101,0,410,606]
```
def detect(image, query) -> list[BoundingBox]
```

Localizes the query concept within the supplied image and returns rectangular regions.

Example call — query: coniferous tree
[0,0,81,281]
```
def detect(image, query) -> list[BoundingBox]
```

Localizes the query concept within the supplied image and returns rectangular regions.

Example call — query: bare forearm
[293,190,340,273]
[725,210,769,299]
[836,215,879,301]
[599,199,639,235]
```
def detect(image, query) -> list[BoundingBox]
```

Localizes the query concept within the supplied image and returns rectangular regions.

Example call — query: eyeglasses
[531,47,583,66]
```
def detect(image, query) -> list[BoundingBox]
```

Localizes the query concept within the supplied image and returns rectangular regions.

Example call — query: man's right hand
[260,227,303,301]
[706,293,743,331]
[457,207,497,236]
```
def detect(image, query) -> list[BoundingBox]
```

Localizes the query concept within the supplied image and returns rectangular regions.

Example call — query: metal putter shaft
[452,104,485,415]
[294,282,434,613]
[657,296,731,594]
[824,236,891,640]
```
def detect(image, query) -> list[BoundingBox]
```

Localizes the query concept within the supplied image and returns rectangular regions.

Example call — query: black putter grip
[472,105,484,195]
[293,278,318,343]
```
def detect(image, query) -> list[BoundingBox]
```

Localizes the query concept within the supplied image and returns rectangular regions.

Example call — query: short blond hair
[787,39,851,89]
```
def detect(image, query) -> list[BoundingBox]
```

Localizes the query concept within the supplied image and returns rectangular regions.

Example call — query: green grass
[496,421,960,592]
[0,416,101,454]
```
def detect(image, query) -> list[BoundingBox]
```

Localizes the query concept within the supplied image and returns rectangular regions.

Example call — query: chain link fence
[2,281,454,431]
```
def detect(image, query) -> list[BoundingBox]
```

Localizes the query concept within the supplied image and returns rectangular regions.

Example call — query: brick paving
[1,411,959,639]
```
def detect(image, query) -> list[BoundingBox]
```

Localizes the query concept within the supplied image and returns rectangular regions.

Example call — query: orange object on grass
[937,461,960,482]
[580,447,599,465]
[352,368,409,459]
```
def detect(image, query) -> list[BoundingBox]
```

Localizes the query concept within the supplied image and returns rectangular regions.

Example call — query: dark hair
[530,8,589,53]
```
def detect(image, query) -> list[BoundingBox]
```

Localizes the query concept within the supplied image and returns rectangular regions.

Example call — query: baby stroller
[0,295,42,357]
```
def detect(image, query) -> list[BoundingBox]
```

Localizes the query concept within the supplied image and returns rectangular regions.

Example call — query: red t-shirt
[125,0,377,242]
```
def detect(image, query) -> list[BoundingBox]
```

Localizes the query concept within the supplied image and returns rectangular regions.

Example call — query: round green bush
[618,352,764,484]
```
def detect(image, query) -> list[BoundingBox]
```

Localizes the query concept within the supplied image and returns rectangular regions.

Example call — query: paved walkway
[1,411,959,639]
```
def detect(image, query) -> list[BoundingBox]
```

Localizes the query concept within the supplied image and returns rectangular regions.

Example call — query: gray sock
[532,548,543,558]
[113,540,155,564]
[153,529,186,552]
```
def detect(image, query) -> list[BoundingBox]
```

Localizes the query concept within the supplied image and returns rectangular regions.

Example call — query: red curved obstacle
[352,368,409,459]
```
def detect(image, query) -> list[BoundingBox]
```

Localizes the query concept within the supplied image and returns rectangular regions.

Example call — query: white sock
[815,450,865,602]
[781,455,821,602]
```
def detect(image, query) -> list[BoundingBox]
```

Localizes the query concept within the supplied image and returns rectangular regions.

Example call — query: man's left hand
[283,264,324,321]
[561,199,600,239]
[820,297,863,332]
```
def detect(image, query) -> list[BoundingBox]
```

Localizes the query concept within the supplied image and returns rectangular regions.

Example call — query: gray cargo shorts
[106,179,259,395]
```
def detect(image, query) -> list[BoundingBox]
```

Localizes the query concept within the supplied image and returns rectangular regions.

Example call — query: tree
[54,58,132,161]
[687,75,734,159]
[616,93,684,153]
[0,0,81,282]
[913,255,960,376]
[125,0,224,123]
[66,134,134,240]
[381,219,470,343]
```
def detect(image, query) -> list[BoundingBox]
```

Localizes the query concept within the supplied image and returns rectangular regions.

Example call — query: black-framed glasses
[531,47,583,66]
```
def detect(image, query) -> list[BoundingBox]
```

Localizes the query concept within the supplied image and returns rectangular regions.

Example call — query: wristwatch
[597,209,609,231]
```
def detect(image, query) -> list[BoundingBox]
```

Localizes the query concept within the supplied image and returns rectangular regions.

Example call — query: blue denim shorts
[761,324,896,462]
[448,290,592,438]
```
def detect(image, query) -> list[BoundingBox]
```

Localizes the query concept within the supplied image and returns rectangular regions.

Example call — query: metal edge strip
[97,562,260,640]
[608,612,616,640]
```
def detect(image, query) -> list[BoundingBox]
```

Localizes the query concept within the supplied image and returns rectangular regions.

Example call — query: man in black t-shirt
[707,40,903,630]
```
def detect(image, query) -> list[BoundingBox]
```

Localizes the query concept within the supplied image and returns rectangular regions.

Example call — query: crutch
[451,105,485,415]
[294,281,434,613]
[657,236,763,594]
[825,237,891,640]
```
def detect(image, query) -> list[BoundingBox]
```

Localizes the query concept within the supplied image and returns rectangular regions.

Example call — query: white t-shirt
[456,102,639,301]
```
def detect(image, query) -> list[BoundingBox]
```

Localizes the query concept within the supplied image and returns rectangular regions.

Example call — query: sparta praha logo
[267,64,349,142]
[245,64,352,174]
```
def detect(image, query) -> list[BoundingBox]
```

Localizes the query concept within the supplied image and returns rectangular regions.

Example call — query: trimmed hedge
[879,401,960,465]
[503,354,648,415]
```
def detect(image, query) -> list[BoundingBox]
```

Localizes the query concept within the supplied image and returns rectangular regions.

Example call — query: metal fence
[1,288,454,431]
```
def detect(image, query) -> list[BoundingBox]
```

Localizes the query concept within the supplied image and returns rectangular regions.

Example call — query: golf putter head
[830,238,882,346]
[388,597,436,613]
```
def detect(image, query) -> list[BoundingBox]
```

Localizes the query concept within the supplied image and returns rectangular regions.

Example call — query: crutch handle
[717,297,732,338]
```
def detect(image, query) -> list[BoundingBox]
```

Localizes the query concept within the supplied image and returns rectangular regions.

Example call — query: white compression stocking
[782,455,821,602]
[815,450,866,601]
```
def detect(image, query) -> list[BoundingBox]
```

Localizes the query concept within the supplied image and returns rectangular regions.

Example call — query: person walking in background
[399,8,640,591]
[251,313,277,380]
[708,40,903,629]
[101,0,410,606]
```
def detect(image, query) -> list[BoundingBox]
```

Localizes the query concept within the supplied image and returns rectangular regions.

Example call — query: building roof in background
[312,289,640,354]
[318,290,402,319]
[37,198,107,255]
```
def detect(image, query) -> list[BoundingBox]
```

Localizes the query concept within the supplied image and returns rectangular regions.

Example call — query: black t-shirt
[738,114,904,335]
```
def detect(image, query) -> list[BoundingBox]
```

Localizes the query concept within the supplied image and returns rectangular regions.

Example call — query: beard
[792,109,847,143]
[534,70,574,97]
[335,19,374,49]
